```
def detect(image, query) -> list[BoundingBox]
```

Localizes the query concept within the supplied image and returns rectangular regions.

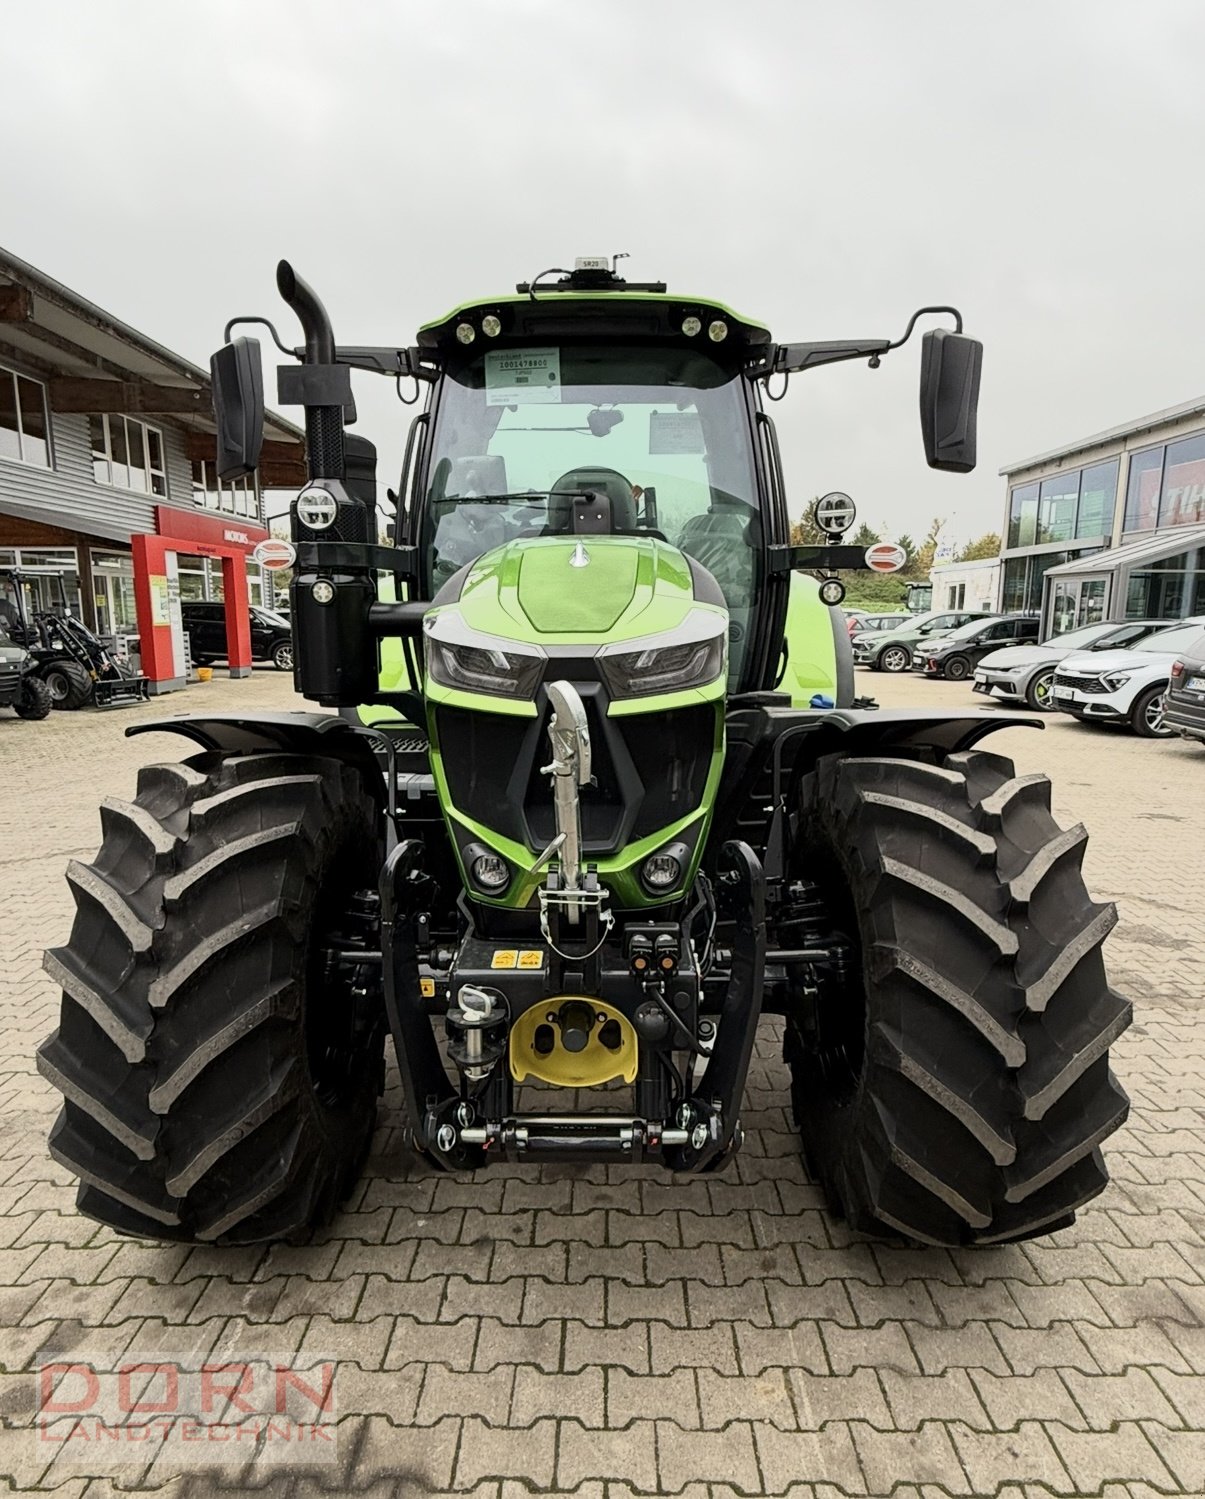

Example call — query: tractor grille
[1052,672,1110,695]
[434,695,715,856]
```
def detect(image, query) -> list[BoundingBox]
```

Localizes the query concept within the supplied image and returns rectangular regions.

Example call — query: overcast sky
[6,0,1205,546]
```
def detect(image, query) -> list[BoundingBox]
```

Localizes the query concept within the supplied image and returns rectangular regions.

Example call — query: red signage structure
[131,507,273,693]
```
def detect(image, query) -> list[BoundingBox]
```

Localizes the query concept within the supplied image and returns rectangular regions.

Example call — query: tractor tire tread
[37,752,383,1244]
[789,749,1129,1245]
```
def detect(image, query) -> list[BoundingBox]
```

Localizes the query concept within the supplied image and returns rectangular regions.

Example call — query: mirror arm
[222,315,295,359]
[767,305,966,379]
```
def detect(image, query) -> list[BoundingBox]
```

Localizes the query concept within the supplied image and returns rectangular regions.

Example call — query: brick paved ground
[0,666,1203,1496]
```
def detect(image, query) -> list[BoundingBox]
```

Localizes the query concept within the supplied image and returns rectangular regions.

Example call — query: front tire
[42,658,93,709]
[272,640,294,671]
[1025,669,1056,711]
[15,676,52,720]
[943,654,970,681]
[37,752,385,1243]
[1131,685,1172,738]
[786,750,1130,1245]
[879,644,912,673]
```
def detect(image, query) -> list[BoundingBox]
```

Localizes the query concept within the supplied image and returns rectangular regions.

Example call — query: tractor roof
[417,261,771,355]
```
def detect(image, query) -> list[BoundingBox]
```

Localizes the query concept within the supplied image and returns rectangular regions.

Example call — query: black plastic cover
[919,329,982,473]
[210,337,265,480]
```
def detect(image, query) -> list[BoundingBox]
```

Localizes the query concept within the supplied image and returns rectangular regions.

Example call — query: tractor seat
[546,468,637,534]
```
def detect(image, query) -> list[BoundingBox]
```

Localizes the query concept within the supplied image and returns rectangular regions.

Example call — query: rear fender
[126,712,387,807]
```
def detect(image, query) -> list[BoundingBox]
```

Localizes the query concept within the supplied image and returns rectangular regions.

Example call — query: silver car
[973,619,1167,711]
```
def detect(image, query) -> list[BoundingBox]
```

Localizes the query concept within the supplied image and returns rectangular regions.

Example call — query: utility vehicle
[0,568,147,708]
[37,257,1130,1247]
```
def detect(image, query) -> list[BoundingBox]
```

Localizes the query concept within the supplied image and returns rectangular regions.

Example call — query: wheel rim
[276,645,293,670]
[882,647,907,671]
[1031,671,1055,710]
[1146,693,1170,734]
[946,658,967,680]
[45,672,69,702]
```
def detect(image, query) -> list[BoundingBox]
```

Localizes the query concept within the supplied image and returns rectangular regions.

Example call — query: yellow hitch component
[509,999,638,1088]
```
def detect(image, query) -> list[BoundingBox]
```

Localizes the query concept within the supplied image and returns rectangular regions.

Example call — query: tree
[913,516,948,579]
[957,532,1001,562]
[851,521,881,547]
[790,499,826,547]
[895,534,917,572]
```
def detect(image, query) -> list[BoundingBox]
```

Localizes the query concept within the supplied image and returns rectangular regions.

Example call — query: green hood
[449,534,708,646]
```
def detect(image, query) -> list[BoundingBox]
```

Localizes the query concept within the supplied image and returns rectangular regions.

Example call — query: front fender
[126,711,387,802]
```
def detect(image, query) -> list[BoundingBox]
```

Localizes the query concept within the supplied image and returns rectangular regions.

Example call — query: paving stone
[655,1418,761,1491]
[696,1367,797,1429]
[1047,1420,1180,1490]
[607,1368,700,1428]
[523,1275,605,1327]
[879,1369,990,1430]
[821,1320,919,1375]
[736,1322,829,1376]
[754,1422,867,1496]
[417,1364,514,1424]
[969,1367,1088,1430]
[472,1317,562,1374]
[949,1419,1073,1491]
[992,1320,1100,1374]
[609,1280,688,1326]
[511,1365,605,1427]
[565,1321,649,1375]
[787,1368,890,1431]
[904,1321,1011,1375]
[557,1418,658,1489]
[1060,1367,1183,1429]
[850,1421,972,1493]
[649,1322,738,1375]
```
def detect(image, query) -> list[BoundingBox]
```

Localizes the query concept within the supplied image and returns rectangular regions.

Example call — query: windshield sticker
[485,347,561,406]
[649,410,705,454]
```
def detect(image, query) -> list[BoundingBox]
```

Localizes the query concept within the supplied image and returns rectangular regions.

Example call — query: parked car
[846,611,908,637]
[1162,630,1205,746]
[915,614,1040,680]
[973,619,1169,711]
[181,601,294,671]
[852,608,996,672]
[1051,616,1205,738]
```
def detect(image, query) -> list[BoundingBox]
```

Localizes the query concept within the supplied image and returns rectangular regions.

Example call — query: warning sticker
[518,950,544,969]
[419,977,436,998]
[485,347,561,406]
[649,410,705,454]
[491,950,519,970]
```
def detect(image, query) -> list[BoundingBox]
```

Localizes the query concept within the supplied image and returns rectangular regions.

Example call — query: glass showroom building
[999,395,1205,635]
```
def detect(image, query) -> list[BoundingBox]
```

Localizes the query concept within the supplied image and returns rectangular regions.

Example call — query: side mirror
[210,336,265,480]
[919,329,982,473]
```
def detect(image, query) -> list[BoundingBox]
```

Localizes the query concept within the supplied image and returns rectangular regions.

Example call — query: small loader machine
[37,257,1129,1247]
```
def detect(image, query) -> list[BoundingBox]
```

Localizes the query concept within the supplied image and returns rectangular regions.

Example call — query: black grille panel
[435,694,716,855]
[1053,672,1110,695]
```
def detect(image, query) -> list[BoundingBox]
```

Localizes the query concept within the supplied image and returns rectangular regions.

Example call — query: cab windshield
[421,343,760,672]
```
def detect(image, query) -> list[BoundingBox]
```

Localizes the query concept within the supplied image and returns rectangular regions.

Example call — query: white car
[1050,617,1205,738]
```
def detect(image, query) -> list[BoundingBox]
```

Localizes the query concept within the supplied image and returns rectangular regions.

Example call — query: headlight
[1100,673,1131,691]
[599,633,725,699]
[426,639,543,698]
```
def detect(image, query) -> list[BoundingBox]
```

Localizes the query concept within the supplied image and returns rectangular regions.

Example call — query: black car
[182,601,294,671]
[1163,629,1205,747]
[914,613,1040,680]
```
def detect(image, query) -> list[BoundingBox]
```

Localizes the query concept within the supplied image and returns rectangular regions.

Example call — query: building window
[1038,473,1079,543]
[191,459,258,519]
[1123,446,1163,532]
[1003,549,1102,615]
[1159,433,1205,529]
[946,583,965,608]
[90,414,167,496]
[1125,545,1205,619]
[1007,483,1039,549]
[1077,460,1118,538]
[0,366,51,468]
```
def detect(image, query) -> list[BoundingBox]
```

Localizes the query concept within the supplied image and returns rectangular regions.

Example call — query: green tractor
[37,258,1129,1246]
